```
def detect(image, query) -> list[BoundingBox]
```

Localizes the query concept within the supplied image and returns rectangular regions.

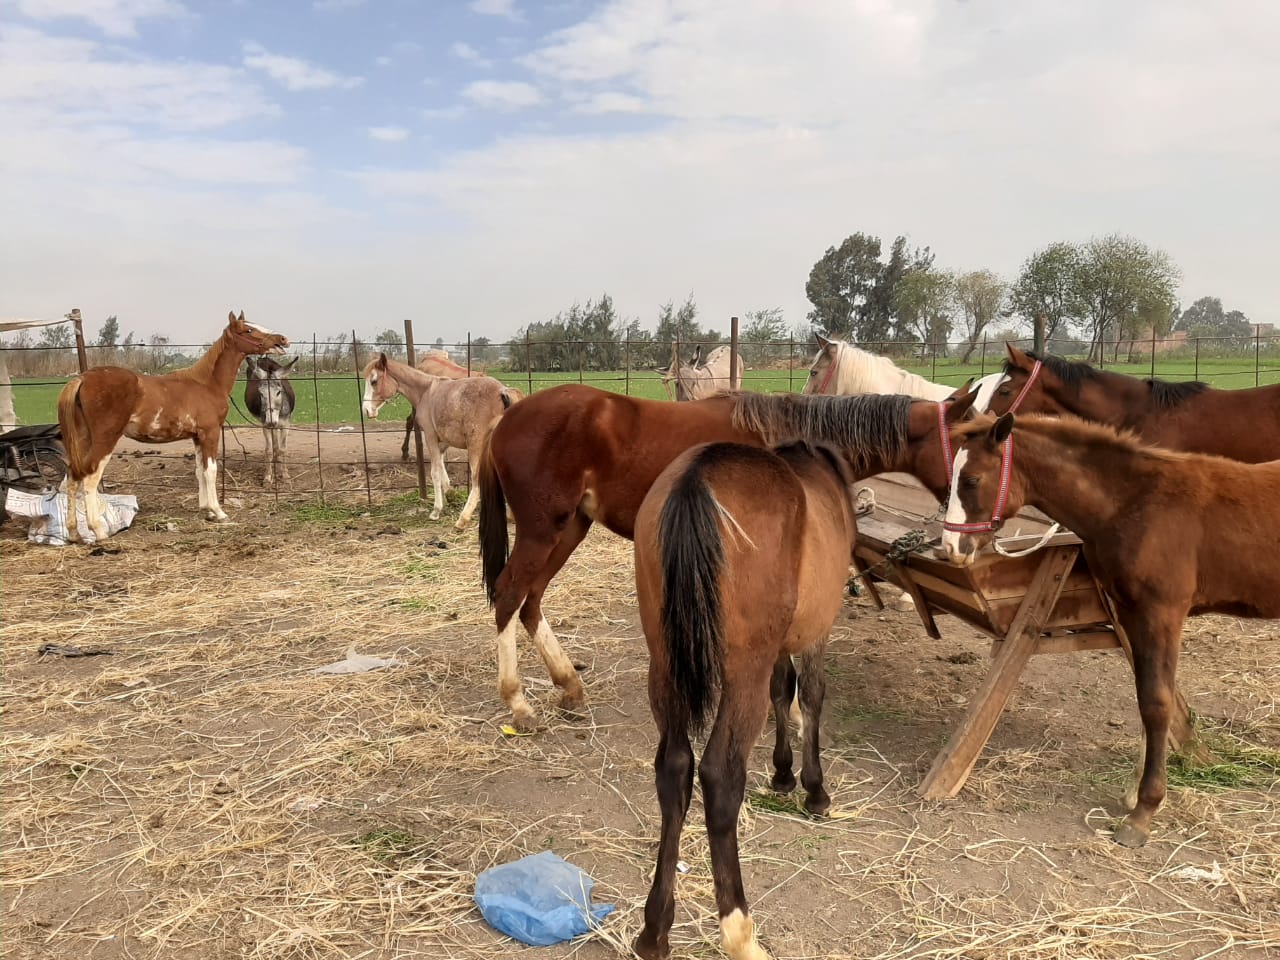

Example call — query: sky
[1,0,1277,348]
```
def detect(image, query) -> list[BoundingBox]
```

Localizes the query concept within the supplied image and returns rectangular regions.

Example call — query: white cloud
[461,79,541,111]
[2,0,185,37]
[313,0,364,9]
[368,125,408,142]
[243,42,363,92]
[1,25,276,129]
[450,41,490,67]
[573,91,645,114]
[469,0,518,20]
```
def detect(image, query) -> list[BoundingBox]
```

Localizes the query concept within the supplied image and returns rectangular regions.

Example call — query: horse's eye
[997,387,1010,396]
[963,475,980,489]
[808,369,817,377]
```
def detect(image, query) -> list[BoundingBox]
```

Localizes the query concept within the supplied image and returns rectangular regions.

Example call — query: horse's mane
[955,412,1188,463]
[731,392,910,475]
[829,339,952,399]
[1006,350,1210,409]
[176,325,234,382]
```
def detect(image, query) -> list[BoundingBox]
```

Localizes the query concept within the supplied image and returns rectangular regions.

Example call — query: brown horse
[57,312,288,542]
[979,344,1280,462]
[362,353,518,529]
[479,385,966,731]
[940,406,1280,847]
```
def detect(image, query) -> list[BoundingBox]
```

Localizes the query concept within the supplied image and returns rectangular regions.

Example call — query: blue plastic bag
[474,850,615,946]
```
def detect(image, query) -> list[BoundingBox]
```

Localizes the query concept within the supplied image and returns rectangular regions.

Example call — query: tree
[953,270,1007,362]
[374,328,405,358]
[892,269,954,356]
[1074,234,1181,361]
[37,324,73,349]
[1175,296,1253,344]
[1009,242,1084,346]
[471,335,494,364]
[804,233,882,340]
[869,237,933,346]
[741,308,786,365]
[510,294,623,372]
[95,315,120,348]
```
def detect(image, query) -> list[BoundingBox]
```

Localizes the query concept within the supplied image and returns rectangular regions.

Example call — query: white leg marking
[82,455,111,543]
[529,617,582,694]
[720,909,771,960]
[1123,731,1146,812]
[427,446,446,519]
[497,616,534,725]
[203,459,227,520]
[940,448,970,561]
[196,455,209,510]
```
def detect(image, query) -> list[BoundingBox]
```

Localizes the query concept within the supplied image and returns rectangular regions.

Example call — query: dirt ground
[2,431,1277,960]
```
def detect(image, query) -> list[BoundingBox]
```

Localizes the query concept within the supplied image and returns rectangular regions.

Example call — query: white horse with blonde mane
[803,333,955,400]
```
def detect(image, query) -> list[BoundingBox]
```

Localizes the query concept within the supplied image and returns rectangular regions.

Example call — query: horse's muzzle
[362,400,381,419]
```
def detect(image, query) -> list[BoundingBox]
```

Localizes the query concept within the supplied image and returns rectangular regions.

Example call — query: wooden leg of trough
[1099,591,1207,761]
[851,554,885,611]
[919,545,1079,800]
[888,559,940,640]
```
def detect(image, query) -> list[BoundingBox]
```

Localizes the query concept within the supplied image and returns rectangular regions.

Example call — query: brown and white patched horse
[633,440,869,960]
[57,312,288,542]
[362,353,519,529]
[479,385,966,731]
[978,344,1280,462]
[940,404,1280,847]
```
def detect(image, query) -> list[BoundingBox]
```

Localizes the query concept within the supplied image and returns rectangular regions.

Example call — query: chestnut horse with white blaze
[362,353,518,529]
[940,400,1280,847]
[57,312,288,542]
[479,385,966,731]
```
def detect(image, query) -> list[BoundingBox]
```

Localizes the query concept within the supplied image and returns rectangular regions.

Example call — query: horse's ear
[947,389,979,423]
[228,311,238,324]
[237,311,246,323]
[991,412,1015,444]
[1006,342,1031,367]
[816,331,832,349]
[283,356,299,371]
[377,352,389,369]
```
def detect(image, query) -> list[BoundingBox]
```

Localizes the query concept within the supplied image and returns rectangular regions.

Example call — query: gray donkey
[244,356,297,486]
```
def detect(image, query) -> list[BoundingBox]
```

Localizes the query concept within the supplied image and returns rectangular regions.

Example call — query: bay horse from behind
[58,312,288,542]
[978,344,1280,462]
[479,384,963,731]
[804,332,956,400]
[244,355,297,486]
[362,353,518,529]
[633,439,873,960]
[940,404,1280,847]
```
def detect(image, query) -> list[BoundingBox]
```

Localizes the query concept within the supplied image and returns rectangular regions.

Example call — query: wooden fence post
[729,316,740,389]
[403,318,428,501]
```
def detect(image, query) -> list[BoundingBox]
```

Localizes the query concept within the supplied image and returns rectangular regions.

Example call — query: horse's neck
[1052,371,1148,429]
[386,358,439,405]
[837,349,950,400]
[185,332,243,394]
[1012,430,1140,536]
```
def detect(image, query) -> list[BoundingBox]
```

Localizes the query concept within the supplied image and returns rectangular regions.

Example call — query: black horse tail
[658,451,725,735]
[478,424,509,605]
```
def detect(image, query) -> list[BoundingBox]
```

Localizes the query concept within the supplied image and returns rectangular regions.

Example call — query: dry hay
[1,497,1278,960]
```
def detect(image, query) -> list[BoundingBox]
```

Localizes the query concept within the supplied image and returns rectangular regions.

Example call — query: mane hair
[1008,350,1211,408]
[177,325,234,382]
[956,412,1189,463]
[732,392,910,475]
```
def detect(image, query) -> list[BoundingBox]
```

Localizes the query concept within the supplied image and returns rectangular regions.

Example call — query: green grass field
[7,356,1276,426]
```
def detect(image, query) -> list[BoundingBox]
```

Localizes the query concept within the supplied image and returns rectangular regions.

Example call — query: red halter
[813,350,838,394]
[1007,359,1042,413]
[942,434,1014,534]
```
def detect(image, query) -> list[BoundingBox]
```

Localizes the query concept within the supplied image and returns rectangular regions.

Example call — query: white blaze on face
[971,373,1008,413]
[941,447,970,557]
[362,373,381,418]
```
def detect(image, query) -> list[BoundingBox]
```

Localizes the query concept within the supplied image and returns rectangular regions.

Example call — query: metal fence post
[788,334,794,393]
[403,317,428,501]
[729,316,740,390]
[525,331,532,396]
[625,338,631,395]
[352,331,373,508]
[312,335,325,506]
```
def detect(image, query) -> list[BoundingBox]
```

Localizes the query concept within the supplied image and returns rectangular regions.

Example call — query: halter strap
[1008,359,1042,413]
[814,346,838,394]
[936,401,954,478]
[942,435,1014,534]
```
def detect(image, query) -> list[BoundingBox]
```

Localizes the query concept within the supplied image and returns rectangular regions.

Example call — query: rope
[992,522,1062,558]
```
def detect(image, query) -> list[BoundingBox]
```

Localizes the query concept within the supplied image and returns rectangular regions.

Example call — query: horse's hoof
[803,790,831,817]
[428,511,442,521]
[770,771,797,794]
[558,693,588,719]
[510,713,539,735]
[633,931,670,960]
[1113,820,1149,848]
[453,519,469,532]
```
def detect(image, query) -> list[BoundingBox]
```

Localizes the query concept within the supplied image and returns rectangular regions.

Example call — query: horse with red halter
[978,344,1280,462]
[939,401,1280,847]
[57,312,288,543]
[399,350,520,460]
[478,385,966,731]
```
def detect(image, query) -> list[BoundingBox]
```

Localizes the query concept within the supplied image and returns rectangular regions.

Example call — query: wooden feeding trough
[852,474,1196,799]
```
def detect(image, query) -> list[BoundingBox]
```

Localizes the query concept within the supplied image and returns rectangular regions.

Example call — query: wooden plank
[919,545,1080,799]
[985,585,1112,634]
[850,552,885,611]
[989,630,1121,657]
[888,560,942,639]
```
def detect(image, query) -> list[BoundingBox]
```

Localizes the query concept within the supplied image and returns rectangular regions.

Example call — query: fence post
[1033,312,1046,356]
[312,335,325,506]
[979,337,987,377]
[729,316,740,390]
[931,341,938,382]
[788,334,794,393]
[625,338,631,395]
[1257,328,1262,386]
[1194,336,1200,381]
[403,318,428,501]
[525,331,532,396]
[352,331,373,508]
[1150,326,1157,379]
[467,332,472,375]
[68,308,89,374]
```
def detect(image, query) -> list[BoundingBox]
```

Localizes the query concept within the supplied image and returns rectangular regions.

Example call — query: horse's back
[1163,383,1280,463]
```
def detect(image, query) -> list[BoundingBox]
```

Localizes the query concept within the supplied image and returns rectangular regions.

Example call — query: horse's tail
[658,452,725,735]
[56,378,92,478]
[478,422,509,605]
